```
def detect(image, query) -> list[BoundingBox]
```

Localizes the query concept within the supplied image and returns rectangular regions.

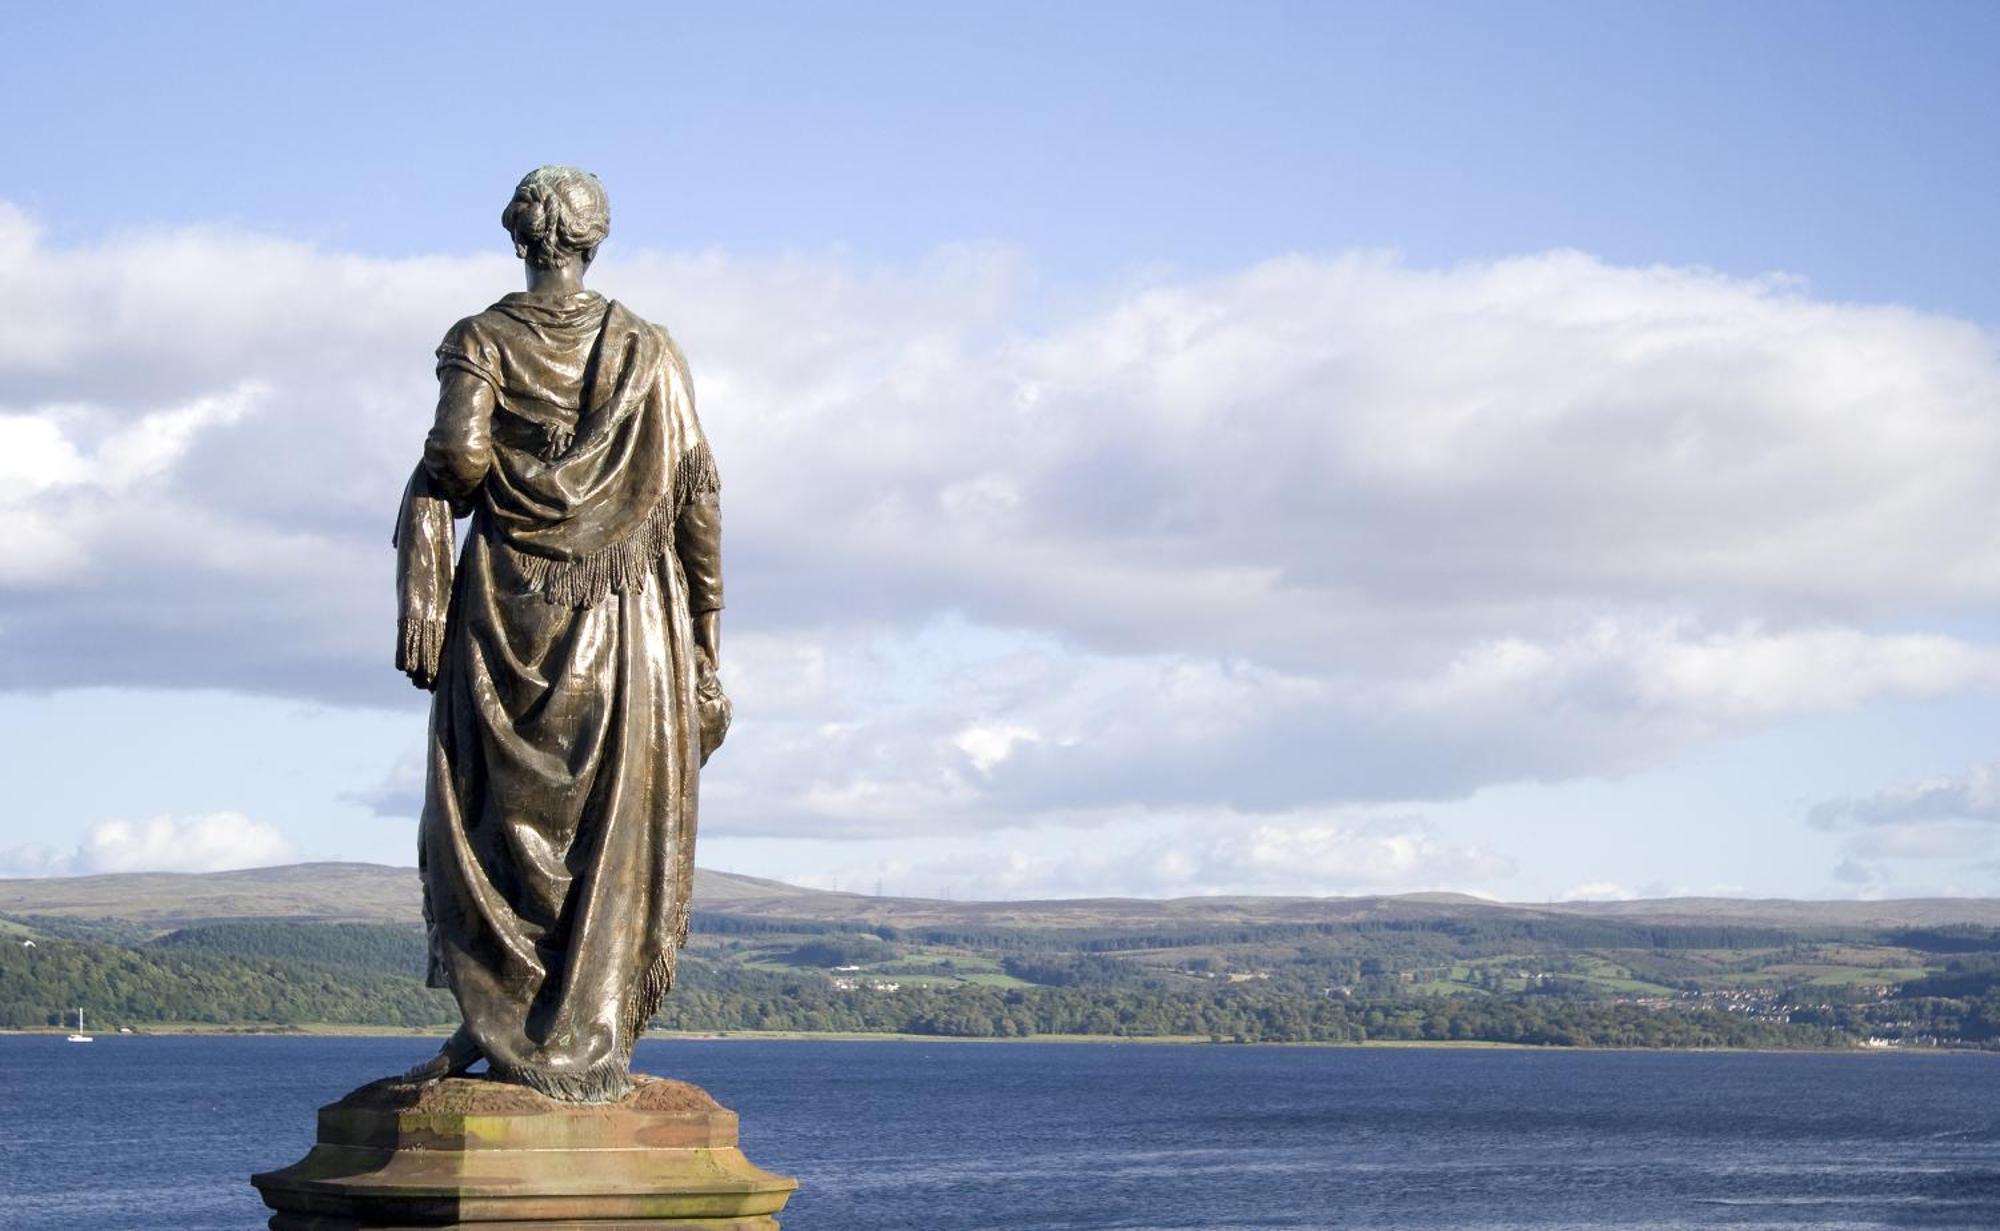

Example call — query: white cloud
[1,812,295,876]
[0,386,264,585]
[954,723,1041,773]
[7,210,2000,843]
[1560,882,1640,902]
[1811,763,2000,830]
[776,810,1512,900]
[1195,815,1512,894]
[1809,764,2000,896]
[0,412,88,492]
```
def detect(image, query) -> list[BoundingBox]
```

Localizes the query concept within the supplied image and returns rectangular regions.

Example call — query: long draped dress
[392,289,723,1103]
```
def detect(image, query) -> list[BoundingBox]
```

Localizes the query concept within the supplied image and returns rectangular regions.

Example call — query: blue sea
[2,1036,1999,1229]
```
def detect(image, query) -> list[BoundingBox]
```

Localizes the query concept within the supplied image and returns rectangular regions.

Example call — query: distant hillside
[8,863,2000,1049]
[687,886,2000,932]
[4,862,1999,933]
[1538,897,2000,928]
[0,863,801,931]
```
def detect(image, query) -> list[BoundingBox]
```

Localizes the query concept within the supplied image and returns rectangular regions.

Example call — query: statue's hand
[696,652,731,765]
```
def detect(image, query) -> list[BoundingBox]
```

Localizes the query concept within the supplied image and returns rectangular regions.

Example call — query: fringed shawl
[393,469,456,685]
[395,293,717,676]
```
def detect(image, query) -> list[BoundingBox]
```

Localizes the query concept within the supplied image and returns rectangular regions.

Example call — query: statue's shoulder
[606,300,691,380]
[437,305,509,353]
[661,327,692,382]
[434,309,509,378]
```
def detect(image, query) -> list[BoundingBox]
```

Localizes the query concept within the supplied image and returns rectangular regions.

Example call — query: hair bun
[502,167,610,269]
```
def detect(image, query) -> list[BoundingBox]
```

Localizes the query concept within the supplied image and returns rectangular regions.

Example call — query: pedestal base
[252,1073,797,1229]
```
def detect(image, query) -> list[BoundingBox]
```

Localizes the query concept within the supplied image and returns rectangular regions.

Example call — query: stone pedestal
[251,1073,797,1230]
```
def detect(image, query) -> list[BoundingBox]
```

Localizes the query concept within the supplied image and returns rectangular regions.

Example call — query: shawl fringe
[675,440,720,504]
[491,1057,634,1105]
[393,466,456,686]
[615,875,693,1055]
[509,443,720,609]
[511,496,675,608]
[623,945,680,1062]
[398,616,446,684]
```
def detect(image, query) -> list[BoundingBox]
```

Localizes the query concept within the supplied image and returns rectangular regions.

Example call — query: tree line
[0,932,1845,1047]
[7,916,1999,1050]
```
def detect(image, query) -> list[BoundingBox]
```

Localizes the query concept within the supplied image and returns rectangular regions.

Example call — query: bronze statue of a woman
[255,171,787,1225]
[392,166,727,1103]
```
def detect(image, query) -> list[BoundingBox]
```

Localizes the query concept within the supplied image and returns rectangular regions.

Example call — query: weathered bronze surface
[395,166,728,1104]
[256,167,789,1229]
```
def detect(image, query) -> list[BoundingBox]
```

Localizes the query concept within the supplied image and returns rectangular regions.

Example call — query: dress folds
[393,290,721,1102]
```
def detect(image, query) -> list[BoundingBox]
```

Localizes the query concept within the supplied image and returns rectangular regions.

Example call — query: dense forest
[0,927,452,1029]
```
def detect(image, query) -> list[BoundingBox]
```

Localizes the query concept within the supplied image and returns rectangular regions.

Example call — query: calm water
[2,1036,1999,1229]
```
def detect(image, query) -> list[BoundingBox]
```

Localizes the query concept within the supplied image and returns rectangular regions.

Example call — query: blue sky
[12,2,2000,312]
[6,2,2000,901]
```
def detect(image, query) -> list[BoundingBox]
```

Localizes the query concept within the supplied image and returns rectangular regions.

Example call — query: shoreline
[2,1024,1975,1055]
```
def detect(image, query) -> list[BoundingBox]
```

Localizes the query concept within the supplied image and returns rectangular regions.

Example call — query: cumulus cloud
[685,617,2000,839]
[1184,814,1514,895]
[1560,882,1641,902]
[7,205,2000,846]
[776,811,1513,900]
[0,812,295,876]
[1810,763,2000,830]
[1808,764,2000,893]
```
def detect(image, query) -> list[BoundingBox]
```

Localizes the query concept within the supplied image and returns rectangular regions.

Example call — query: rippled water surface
[3,1036,1999,1229]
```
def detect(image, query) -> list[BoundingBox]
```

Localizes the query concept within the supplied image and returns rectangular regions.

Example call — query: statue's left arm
[667,337,729,764]
[680,495,722,668]
[667,339,723,670]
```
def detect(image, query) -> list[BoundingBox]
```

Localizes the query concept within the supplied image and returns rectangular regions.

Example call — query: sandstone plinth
[251,1074,797,1230]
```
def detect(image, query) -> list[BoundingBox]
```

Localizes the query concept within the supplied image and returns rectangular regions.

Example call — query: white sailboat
[66,1007,92,1043]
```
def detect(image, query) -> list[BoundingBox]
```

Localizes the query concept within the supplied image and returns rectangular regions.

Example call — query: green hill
[0,863,802,930]
[7,861,2000,934]
[5,864,1999,1048]
[0,932,452,1030]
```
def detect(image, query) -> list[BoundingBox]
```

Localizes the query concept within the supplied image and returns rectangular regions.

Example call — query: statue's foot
[402,1026,481,1083]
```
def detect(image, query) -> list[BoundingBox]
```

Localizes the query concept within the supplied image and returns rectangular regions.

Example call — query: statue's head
[502,166,610,270]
